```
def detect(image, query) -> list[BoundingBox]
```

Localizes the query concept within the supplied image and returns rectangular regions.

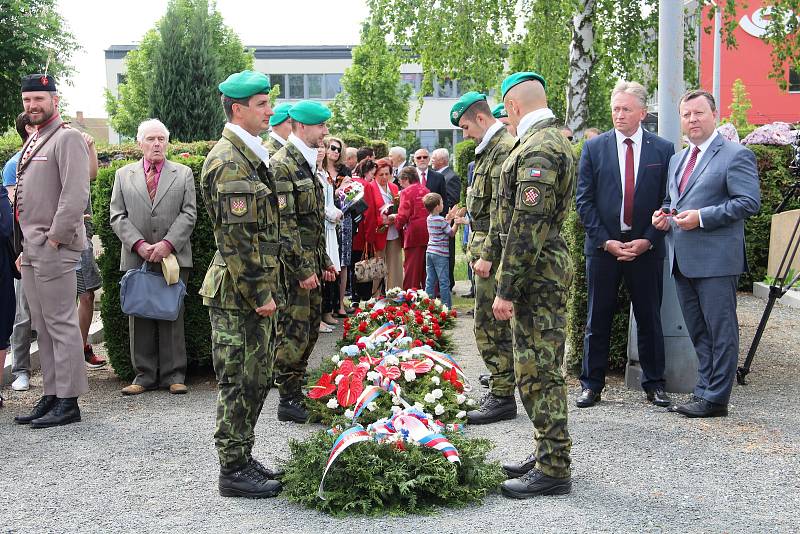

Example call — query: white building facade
[105,44,466,150]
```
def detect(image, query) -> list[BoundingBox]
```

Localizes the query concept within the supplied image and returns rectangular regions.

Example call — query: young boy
[423,192,461,308]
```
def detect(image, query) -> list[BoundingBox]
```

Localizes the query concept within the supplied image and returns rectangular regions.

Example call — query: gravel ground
[2,289,799,533]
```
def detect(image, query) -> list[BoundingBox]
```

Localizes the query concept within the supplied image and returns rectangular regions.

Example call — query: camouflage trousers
[209,306,276,470]
[274,282,322,396]
[512,285,572,479]
[474,261,515,396]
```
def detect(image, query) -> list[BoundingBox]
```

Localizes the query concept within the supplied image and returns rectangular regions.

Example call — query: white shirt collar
[225,122,270,167]
[269,130,287,147]
[689,130,719,154]
[614,125,644,147]
[516,108,556,140]
[475,120,505,154]
[288,133,319,173]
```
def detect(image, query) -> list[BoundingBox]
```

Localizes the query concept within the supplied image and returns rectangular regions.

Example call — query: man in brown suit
[110,119,197,396]
[13,74,90,428]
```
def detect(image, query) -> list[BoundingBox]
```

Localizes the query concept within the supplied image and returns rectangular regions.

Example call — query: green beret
[270,103,293,127]
[449,91,487,126]
[219,70,270,99]
[501,71,547,99]
[288,100,331,125]
[492,103,507,119]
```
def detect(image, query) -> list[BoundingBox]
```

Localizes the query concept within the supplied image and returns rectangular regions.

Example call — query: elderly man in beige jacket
[110,119,197,396]
[13,74,90,428]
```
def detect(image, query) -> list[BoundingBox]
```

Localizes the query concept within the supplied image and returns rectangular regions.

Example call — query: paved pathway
[2,292,799,533]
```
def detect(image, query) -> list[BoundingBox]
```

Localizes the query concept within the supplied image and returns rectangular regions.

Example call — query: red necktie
[623,138,634,227]
[145,164,157,202]
[420,169,426,187]
[678,146,701,194]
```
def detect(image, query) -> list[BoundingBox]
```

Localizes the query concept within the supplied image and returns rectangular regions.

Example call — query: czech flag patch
[529,168,542,178]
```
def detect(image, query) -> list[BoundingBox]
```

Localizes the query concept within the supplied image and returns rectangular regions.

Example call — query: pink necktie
[146,165,157,202]
[678,146,700,194]
[420,169,426,187]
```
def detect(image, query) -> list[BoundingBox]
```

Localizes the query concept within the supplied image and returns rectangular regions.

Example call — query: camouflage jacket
[466,126,515,264]
[199,127,282,310]
[270,141,332,282]
[263,135,284,158]
[485,116,575,312]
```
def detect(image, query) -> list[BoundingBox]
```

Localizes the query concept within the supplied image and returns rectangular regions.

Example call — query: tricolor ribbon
[408,346,471,390]
[318,425,371,499]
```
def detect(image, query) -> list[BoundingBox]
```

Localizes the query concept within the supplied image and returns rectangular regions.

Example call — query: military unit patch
[522,186,541,206]
[230,196,247,216]
[529,168,541,178]
[278,194,287,209]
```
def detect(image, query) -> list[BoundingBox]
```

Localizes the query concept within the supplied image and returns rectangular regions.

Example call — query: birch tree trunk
[566,0,597,137]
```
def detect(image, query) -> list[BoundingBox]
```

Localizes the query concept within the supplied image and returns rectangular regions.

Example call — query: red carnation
[425,339,435,347]
[440,311,447,320]
[451,310,458,317]
[415,316,424,325]
[422,325,429,333]
[358,321,368,332]
[356,341,366,350]
[412,339,423,347]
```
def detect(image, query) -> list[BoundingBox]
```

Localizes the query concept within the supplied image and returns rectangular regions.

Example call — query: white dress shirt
[268,130,287,148]
[615,126,643,231]
[475,120,505,154]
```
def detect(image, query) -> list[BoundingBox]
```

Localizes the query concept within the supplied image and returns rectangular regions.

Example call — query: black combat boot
[249,457,285,480]
[14,395,57,425]
[501,468,572,499]
[219,462,282,498]
[502,453,537,478]
[277,392,309,423]
[30,397,81,428]
[466,392,517,424]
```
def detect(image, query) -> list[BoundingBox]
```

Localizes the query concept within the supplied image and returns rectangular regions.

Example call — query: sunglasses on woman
[329,145,341,153]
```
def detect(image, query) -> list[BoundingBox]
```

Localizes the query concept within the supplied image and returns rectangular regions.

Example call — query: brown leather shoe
[121,384,146,396]
[169,383,188,395]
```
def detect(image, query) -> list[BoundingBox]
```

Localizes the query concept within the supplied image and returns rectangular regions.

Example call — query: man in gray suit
[110,119,197,396]
[652,90,760,418]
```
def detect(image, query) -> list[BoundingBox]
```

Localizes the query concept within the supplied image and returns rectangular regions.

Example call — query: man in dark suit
[652,89,760,418]
[432,148,462,289]
[412,148,448,210]
[575,81,675,408]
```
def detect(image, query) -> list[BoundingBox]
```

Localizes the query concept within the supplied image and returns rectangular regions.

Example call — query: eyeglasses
[415,155,429,160]
[329,145,341,153]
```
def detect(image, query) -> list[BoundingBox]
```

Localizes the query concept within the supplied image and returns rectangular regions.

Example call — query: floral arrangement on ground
[281,287,503,515]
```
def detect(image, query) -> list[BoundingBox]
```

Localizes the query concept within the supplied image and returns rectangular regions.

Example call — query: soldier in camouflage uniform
[263,102,292,155]
[482,72,575,498]
[270,100,336,423]
[199,71,283,498]
[449,92,517,425]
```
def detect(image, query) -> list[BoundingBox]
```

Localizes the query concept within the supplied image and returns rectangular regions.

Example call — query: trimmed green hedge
[94,155,214,380]
[565,142,795,372]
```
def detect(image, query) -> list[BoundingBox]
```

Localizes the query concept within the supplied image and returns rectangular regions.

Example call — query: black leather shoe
[219,463,282,498]
[478,374,490,388]
[467,392,517,425]
[502,453,537,478]
[646,387,672,407]
[463,291,475,298]
[278,394,309,423]
[575,388,601,408]
[674,399,728,418]
[501,468,572,499]
[249,457,285,480]
[14,395,57,424]
[30,397,81,428]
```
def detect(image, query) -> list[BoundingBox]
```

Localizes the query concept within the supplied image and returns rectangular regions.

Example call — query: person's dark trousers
[321,279,338,314]
[580,250,665,393]
[448,236,456,290]
[350,249,373,304]
[673,264,739,405]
